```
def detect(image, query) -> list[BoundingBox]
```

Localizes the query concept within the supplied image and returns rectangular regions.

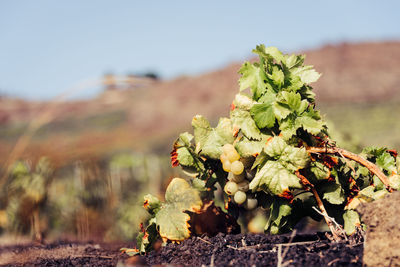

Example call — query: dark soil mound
[146,232,363,266]
[0,232,363,266]
[0,241,130,266]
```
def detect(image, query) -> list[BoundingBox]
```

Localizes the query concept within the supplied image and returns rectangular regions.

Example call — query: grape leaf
[376,152,396,173]
[176,147,195,167]
[253,45,285,64]
[233,93,256,111]
[250,103,276,129]
[343,210,360,235]
[156,206,192,241]
[265,198,292,234]
[154,178,202,241]
[272,102,291,120]
[298,85,316,103]
[173,132,204,172]
[238,62,266,99]
[358,185,389,202]
[279,114,297,140]
[321,182,345,205]
[177,132,194,146]
[231,109,262,140]
[310,161,331,181]
[192,115,235,159]
[362,147,387,158]
[279,108,325,139]
[389,174,400,190]
[143,194,161,215]
[284,54,305,69]
[264,136,309,171]
[279,92,302,111]
[250,161,302,195]
[164,178,202,211]
[291,65,321,84]
[136,219,159,255]
[284,74,304,92]
[267,66,285,88]
[372,175,385,191]
[235,135,270,158]
[249,137,309,195]
[296,115,325,135]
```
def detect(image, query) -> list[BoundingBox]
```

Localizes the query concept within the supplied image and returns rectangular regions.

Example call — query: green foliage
[136,45,399,253]
[249,137,309,195]
[192,115,235,159]
[3,158,53,235]
[8,158,53,203]
[343,210,361,235]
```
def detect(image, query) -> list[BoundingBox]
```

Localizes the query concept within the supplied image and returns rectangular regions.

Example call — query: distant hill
[0,41,399,167]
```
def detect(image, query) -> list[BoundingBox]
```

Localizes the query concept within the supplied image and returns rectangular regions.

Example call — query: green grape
[237,180,249,192]
[245,198,258,210]
[222,144,236,155]
[228,172,245,183]
[224,181,238,195]
[222,160,231,172]
[226,150,240,162]
[231,160,244,175]
[234,191,247,205]
[220,153,228,163]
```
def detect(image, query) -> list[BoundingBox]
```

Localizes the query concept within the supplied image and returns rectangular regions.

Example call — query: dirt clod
[358,191,400,267]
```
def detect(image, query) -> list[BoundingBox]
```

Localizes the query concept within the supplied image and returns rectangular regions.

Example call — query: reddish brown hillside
[0,41,399,166]
[307,42,400,102]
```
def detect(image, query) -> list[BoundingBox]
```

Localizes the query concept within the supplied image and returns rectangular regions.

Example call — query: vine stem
[295,171,343,241]
[307,146,392,192]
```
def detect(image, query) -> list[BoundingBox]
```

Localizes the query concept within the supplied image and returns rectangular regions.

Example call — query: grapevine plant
[134,45,400,254]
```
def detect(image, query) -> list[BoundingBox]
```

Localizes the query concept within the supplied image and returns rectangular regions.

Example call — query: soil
[146,232,363,267]
[0,241,130,266]
[357,191,400,267]
[0,232,363,266]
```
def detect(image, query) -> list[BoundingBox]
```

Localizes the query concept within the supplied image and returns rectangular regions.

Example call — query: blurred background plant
[0,151,180,242]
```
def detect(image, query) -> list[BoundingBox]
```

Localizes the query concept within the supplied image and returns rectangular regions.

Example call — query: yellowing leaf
[156,206,192,241]
[153,178,202,241]
[389,174,400,190]
[233,93,256,111]
[164,178,202,212]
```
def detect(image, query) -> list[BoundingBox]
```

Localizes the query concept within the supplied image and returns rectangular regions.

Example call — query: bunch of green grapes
[220,144,257,210]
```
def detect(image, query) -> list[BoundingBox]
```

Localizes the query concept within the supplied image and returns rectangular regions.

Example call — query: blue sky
[1,1,399,100]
